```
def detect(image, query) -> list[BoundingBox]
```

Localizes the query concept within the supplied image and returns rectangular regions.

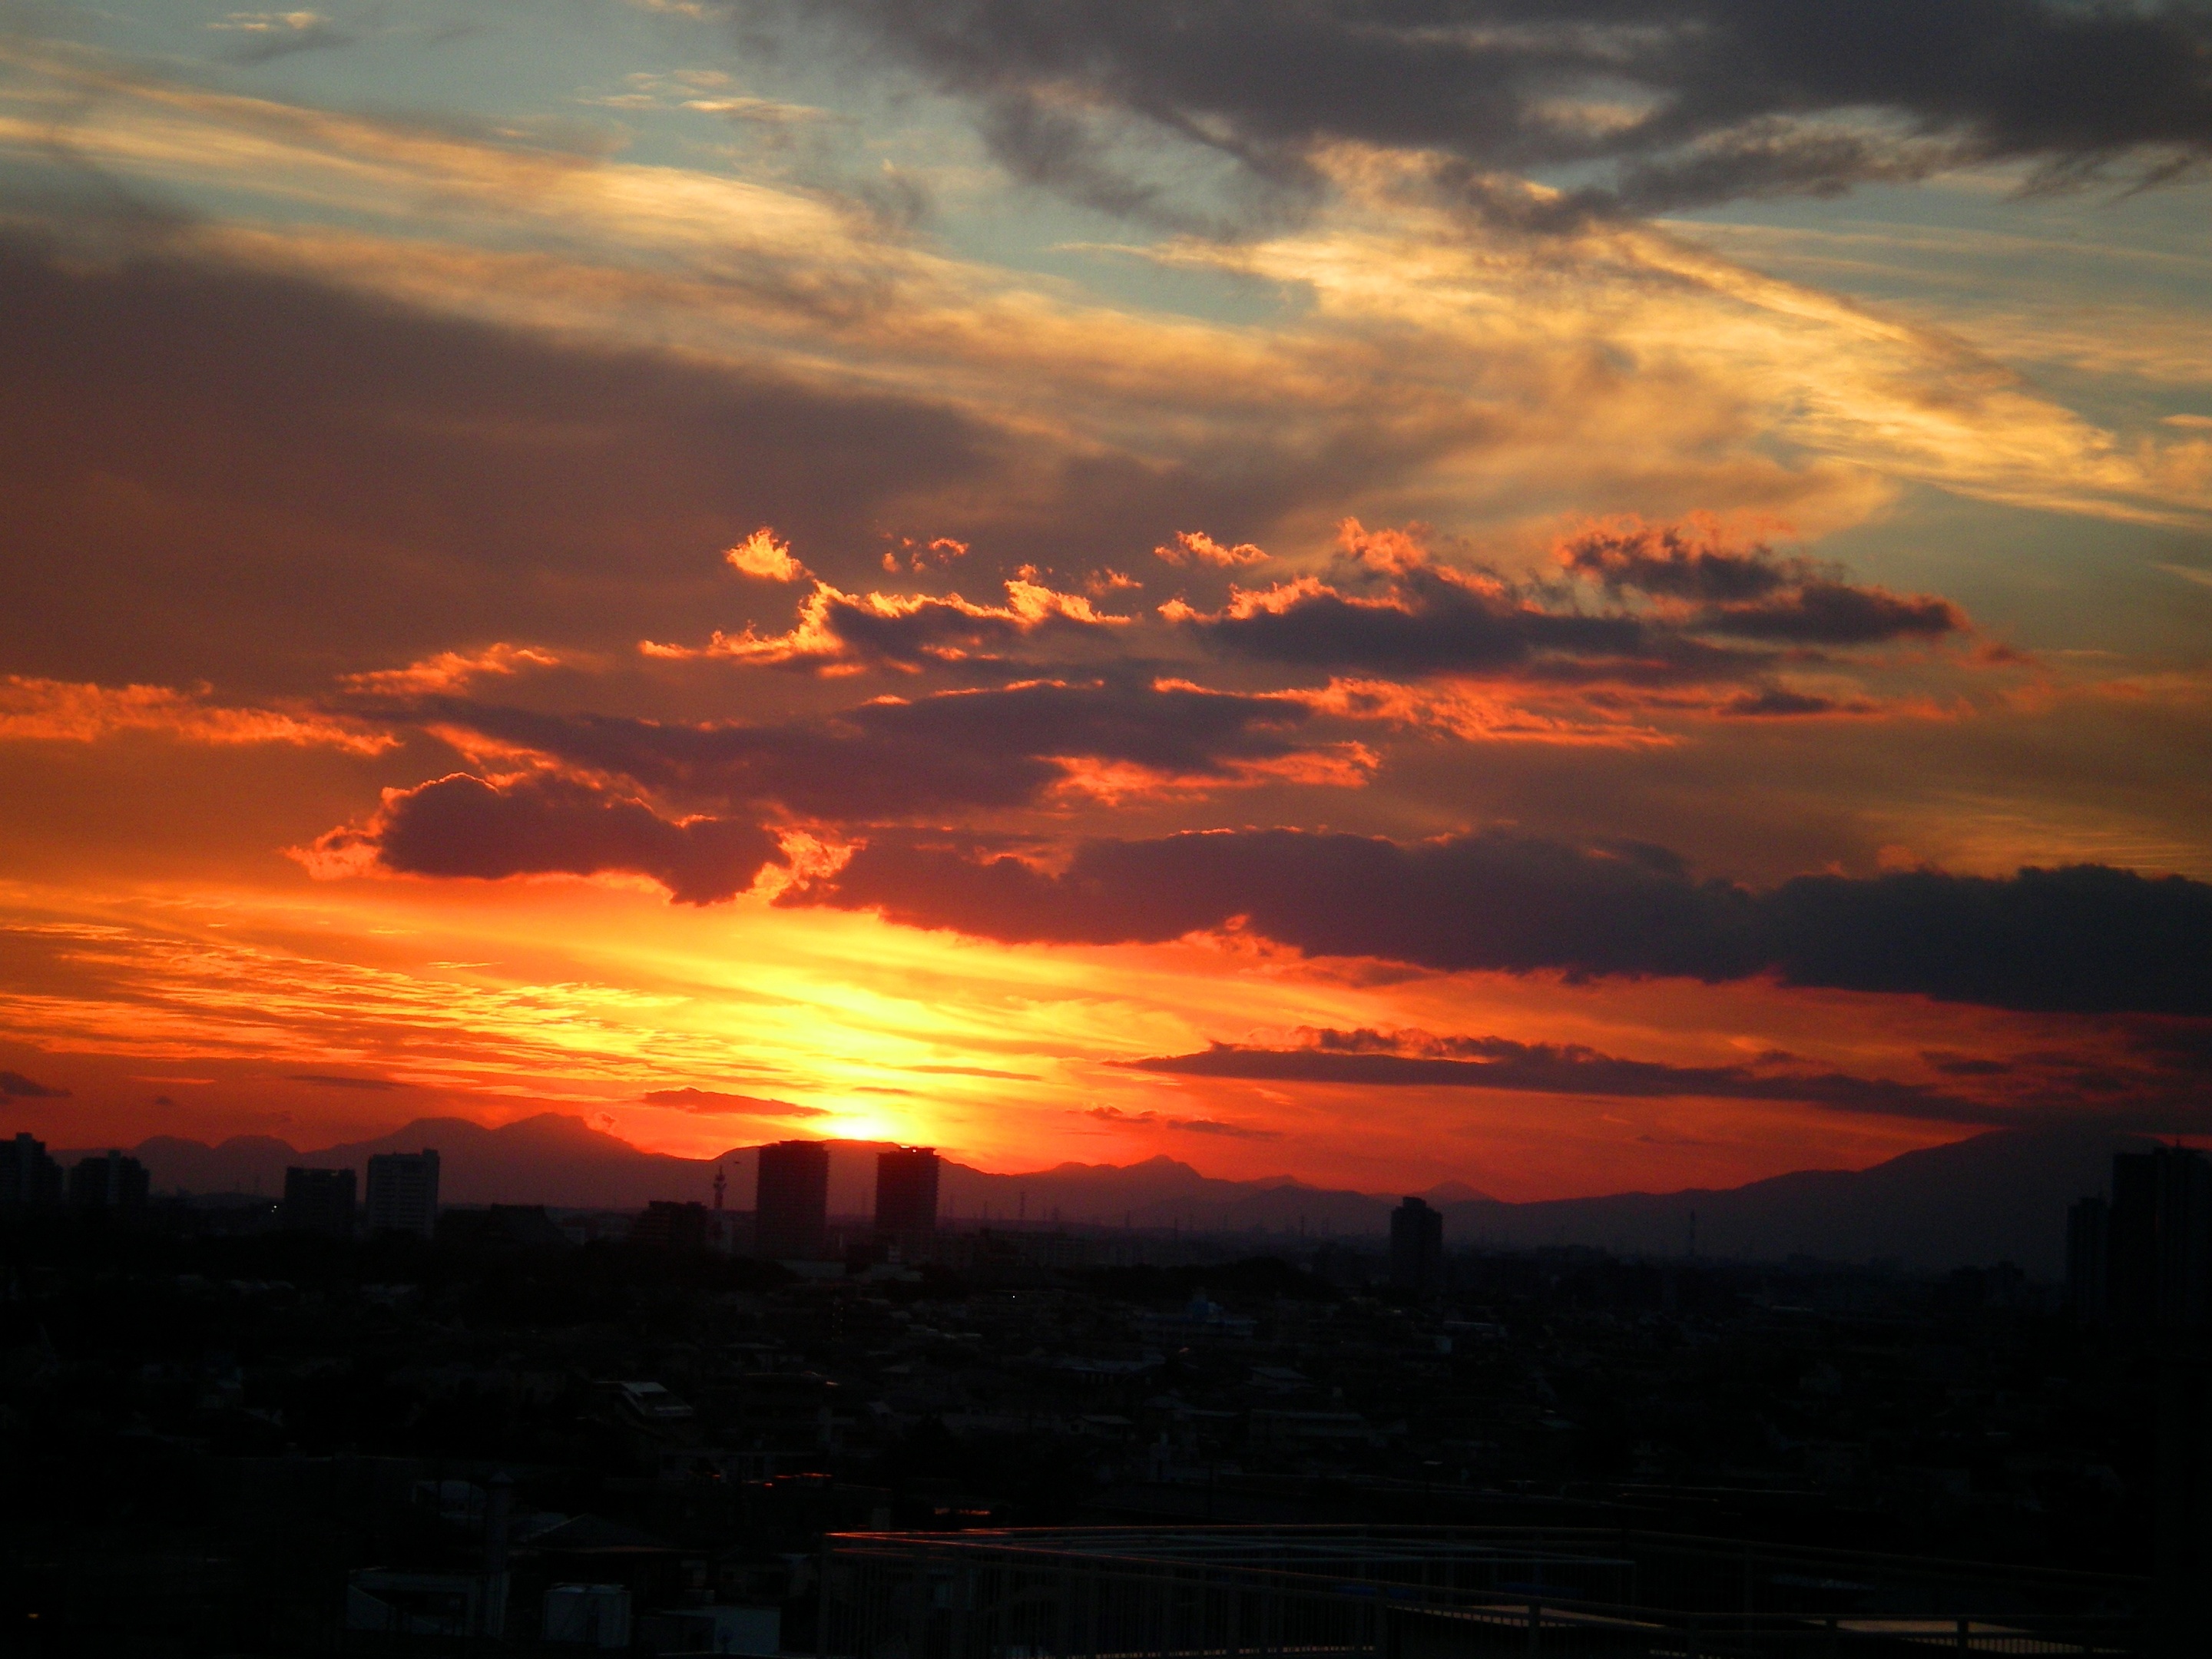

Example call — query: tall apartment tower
[875,1146,939,1240]
[69,1150,149,1210]
[0,1133,63,1206]
[1389,1195,1443,1296]
[364,1149,440,1237]
[2066,1196,2109,1323]
[755,1140,830,1260]
[2108,1146,2212,1329]
[283,1167,357,1238]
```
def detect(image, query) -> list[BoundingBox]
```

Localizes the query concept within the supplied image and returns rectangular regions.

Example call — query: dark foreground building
[631,1199,709,1251]
[875,1145,939,1241]
[69,1150,148,1211]
[281,1167,356,1237]
[2090,1146,2212,1328]
[0,1131,62,1206]
[364,1149,439,1238]
[1389,1195,1442,1294]
[756,1139,830,1259]
[2068,1194,2110,1322]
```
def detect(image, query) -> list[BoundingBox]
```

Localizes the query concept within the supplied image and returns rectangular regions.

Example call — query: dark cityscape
[2,1128,2207,1655]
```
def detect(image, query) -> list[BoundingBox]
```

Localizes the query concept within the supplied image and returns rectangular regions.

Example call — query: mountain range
[55,1114,2139,1278]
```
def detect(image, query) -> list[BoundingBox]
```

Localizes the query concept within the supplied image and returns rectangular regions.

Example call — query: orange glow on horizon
[0,866,2049,1198]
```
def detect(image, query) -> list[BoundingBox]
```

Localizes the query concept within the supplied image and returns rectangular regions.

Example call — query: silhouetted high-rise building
[283,1166,356,1237]
[364,1149,440,1237]
[2109,1147,2212,1329]
[69,1150,148,1211]
[631,1200,709,1251]
[2111,1152,2157,1326]
[874,1146,939,1240]
[755,1140,830,1260]
[2067,1195,2109,1323]
[1389,1195,1443,1295]
[0,1132,63,1207]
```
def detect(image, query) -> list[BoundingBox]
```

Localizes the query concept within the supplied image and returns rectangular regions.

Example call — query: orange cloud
[645,571,1130,672]
[340,643,563,694]
[1154,530,1268,567]
[0,676,392,753]
[726,526,808,582]
[882,535,971,574]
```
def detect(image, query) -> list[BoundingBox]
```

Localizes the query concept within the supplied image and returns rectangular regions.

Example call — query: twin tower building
[754,1141,937,1260]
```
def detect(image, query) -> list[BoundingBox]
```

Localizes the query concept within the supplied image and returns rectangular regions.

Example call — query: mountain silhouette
[65,1116,2141,1275]
[1435,1124,2151,1277]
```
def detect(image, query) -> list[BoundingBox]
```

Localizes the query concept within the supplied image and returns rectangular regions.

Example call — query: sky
[1,0,2208,1198]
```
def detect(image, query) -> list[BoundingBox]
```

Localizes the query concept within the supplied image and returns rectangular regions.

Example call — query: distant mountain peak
[1421,1179,1497,1204]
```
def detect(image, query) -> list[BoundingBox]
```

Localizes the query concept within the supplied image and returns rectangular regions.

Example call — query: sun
[820,1111,905,1144]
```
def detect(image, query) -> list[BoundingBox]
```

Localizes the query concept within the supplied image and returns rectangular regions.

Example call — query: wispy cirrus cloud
[1084,1103,1280,1140]
[641,1085,827,1117]
[8,41,2200,551]
[765,0,2212,222]
[339,644,565,696]
[206,9,354,64]
[1119,1028,1992,1125]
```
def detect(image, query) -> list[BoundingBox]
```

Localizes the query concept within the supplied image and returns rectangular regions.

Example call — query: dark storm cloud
[335,773,785,905]
[1121,1029,1989,1123]
[771,0,2212,220]
[387,678,1331,816]
[792,827,2212,1014]
[0,1070,70,1098]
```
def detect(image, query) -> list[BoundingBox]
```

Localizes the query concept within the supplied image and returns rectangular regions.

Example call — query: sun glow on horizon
[0,866,2022,1197]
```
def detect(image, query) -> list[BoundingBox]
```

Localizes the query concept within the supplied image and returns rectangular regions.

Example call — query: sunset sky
[2,0,2208,1198]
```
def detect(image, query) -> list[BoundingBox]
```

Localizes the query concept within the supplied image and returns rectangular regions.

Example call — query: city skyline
[2,1,2209,1200]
